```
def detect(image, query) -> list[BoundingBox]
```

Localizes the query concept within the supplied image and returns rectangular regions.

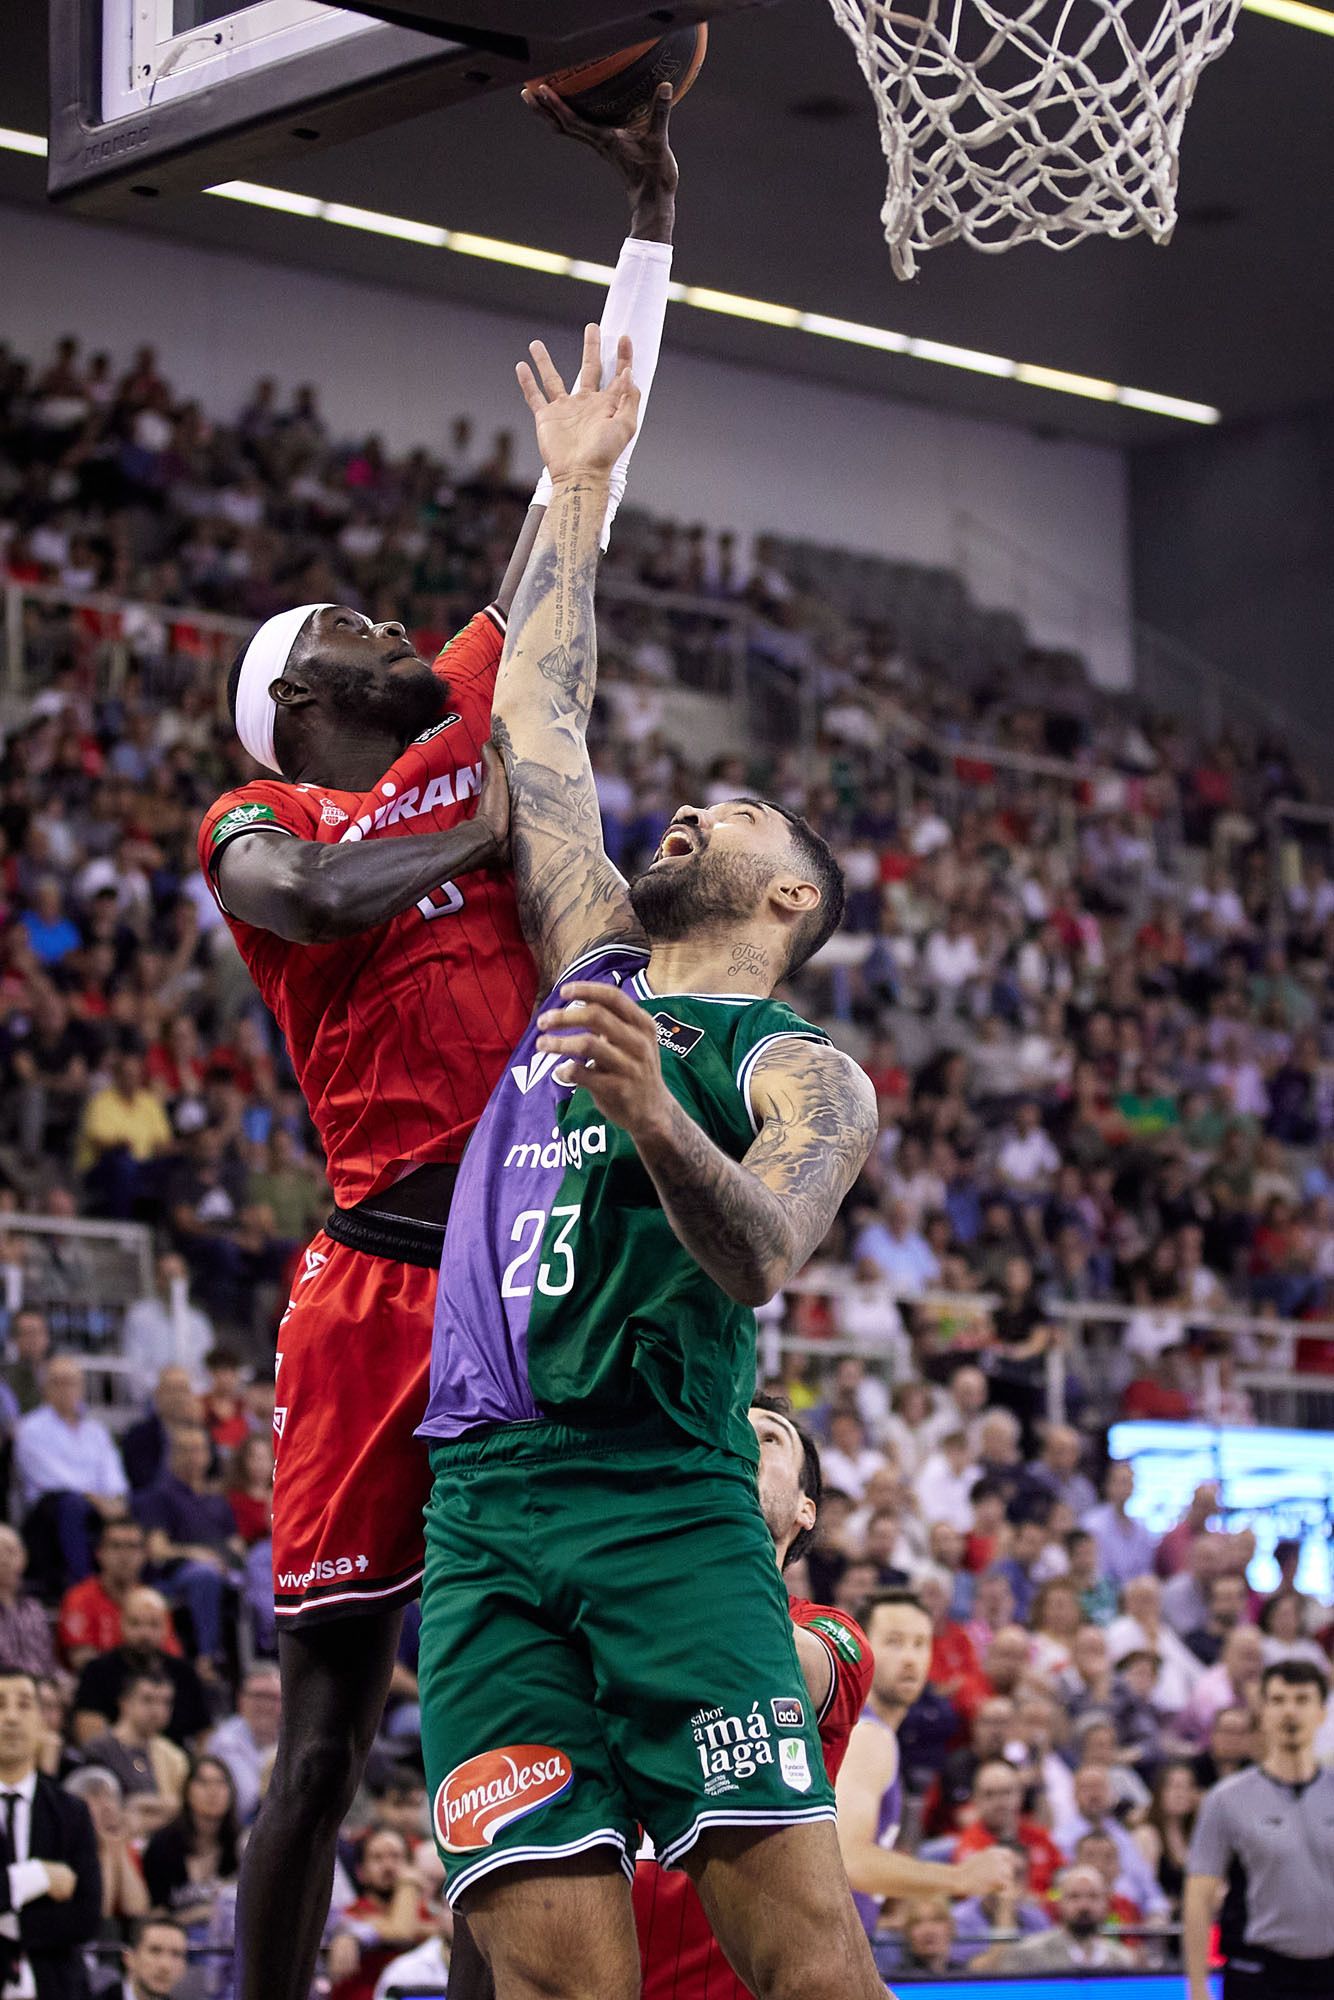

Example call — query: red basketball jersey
[197,609,536,1208]
[634,1599,873,2000]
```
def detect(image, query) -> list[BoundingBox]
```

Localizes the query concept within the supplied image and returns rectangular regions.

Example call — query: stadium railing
[769,1272,1334,1432]
[0,1214,154,1425]
[0,576,1195,877]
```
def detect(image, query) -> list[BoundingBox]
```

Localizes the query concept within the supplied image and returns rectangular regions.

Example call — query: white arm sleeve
[531,236,674,548]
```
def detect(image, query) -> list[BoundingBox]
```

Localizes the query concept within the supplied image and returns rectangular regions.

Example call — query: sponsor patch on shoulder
[434,1744,573,1853]
[655,1014,705,1059]
[808,1615,864,1666]
[211,801,278,844]
[413,713,461,745]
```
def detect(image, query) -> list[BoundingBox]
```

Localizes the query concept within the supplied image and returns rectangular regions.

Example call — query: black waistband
[1232,1948,1334,1985]
[324,1162,456,1268]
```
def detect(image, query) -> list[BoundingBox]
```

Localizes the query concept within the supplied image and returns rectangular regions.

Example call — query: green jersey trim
[735,1030,833,1135]
[629,969,751,1006]
[806,1614,866,1667]
[206,807,294,917]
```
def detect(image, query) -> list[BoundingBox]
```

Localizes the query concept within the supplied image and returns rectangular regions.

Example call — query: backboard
[49,0,761,214]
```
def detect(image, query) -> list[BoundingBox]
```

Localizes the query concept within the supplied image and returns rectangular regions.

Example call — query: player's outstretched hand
[536,980,671,1139]
[477,740,511,862]
[523,80,677,227]
[517,324,640,483]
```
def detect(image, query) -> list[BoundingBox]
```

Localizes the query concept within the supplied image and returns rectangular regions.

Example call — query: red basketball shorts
[271,1230,437,1626]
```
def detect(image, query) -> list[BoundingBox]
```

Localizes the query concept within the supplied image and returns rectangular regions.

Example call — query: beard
[318,655,445,743]
[1065,1913,1101,1940]
[756,1478,798,1556]
[629,846,777,942]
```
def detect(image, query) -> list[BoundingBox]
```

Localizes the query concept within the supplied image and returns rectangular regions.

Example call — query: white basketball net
[826,0,1243,278]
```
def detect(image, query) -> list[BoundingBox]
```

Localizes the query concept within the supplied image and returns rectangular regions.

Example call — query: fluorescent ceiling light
[799,314,910,355]
[446,230,573,276]
[199,176,1223,422]
[1115,385,1222,424]
[1242,0,1334,33]
[680,286,803,329]
[210,179,320,218]
[912,337,1014,378]
[0,126,1220,422]
[1015,362,1119,401]
[321,201,448,246]
[0,128,47,157]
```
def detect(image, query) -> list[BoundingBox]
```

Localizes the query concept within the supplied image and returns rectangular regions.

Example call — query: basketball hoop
[826,0,1244,278]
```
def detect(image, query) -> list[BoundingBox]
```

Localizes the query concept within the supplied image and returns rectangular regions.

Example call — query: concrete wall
[1131,402,1334,743]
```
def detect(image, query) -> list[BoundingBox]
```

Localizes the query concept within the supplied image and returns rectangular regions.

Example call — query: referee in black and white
[1185,1658,1334,2000]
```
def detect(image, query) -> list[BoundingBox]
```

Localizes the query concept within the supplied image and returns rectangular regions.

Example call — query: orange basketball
[529,25,708,129]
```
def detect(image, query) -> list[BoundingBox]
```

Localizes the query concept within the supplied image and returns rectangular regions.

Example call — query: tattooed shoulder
[752,1041,877,1137]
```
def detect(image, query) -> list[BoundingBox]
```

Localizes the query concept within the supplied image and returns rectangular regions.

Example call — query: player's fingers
[536,1031,629,1075]
[557,979,637,1012]
[577,322,602,395]
[480,739,509,793]
[611,375,641,426]
[553,1055,613,1087]
[515,361,545,414]
[548,987,642,1037]
[538,1000,643,1051]
[647,81,674,143]
[535,1029,597,1059]
[521,85,565,132]
[528,84,584,140]
[537,1003,632,1046]
[537,993,629,1031]
[528,340,567,402]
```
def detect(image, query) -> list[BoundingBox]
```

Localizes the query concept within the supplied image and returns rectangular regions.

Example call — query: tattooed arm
[534,983,878,1305]
[493,327,644,987]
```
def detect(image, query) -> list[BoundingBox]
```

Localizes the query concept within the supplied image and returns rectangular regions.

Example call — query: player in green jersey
[416,327,885,2000]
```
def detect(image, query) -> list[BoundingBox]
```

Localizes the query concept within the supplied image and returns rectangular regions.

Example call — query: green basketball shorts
[418,1412,835,1906]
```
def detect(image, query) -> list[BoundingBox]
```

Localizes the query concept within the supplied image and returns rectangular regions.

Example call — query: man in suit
[990,1864,1136,1972]
[0,1663,101,1998]
[97,1914,187,2000]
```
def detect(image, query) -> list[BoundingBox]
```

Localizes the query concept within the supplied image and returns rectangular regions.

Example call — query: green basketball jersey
[420,944,831,1463]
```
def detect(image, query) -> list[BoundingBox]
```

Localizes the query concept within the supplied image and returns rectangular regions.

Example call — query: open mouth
[656,825,700,863]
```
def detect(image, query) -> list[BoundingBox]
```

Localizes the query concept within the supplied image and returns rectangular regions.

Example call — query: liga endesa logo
[434,1745,573,1852]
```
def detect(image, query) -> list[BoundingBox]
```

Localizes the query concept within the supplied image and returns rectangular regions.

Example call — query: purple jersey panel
[418,944,646,1440]
[851,1706,903,1936]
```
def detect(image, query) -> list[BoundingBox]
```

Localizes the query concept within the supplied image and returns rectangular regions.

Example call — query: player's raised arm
[490,326,643,987]
[493,84,677,617]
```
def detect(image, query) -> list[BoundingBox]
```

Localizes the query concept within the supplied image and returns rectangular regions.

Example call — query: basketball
[528,26,708,129]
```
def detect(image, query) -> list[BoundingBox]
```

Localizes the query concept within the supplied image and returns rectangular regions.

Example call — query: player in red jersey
[633,1395,877,2000]
[195,93,680,2000]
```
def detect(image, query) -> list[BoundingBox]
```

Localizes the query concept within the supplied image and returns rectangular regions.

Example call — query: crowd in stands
[0,330,1331,1990]
[780,1371,1333,1973]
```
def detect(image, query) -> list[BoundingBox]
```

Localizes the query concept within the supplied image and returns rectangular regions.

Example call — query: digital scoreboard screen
[1109,1419,1334,1596]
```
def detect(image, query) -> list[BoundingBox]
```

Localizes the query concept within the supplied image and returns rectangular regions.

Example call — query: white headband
[233,602,335,773]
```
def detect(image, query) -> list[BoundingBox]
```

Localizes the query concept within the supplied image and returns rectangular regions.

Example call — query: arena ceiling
[3,2,1333,444]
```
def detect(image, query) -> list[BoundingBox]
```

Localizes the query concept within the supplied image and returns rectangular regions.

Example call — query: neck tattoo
[727,941,769,982]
